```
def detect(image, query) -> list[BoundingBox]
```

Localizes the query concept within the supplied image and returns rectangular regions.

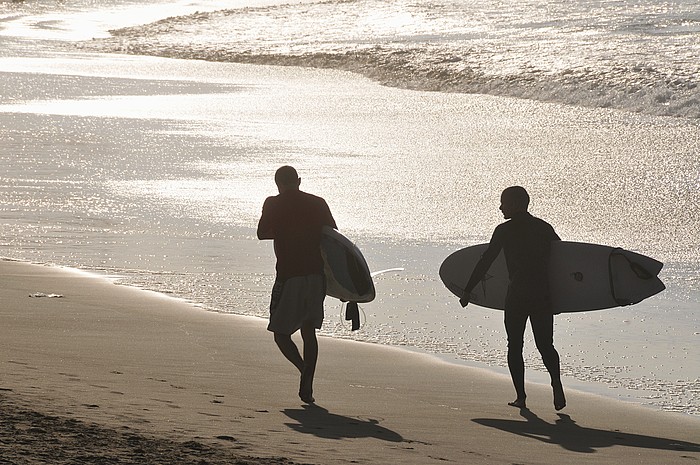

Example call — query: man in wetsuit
[257,166,337,404]
[460,186,566,410]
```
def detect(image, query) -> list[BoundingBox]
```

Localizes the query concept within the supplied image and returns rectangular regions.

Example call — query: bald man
[257,166,337,404]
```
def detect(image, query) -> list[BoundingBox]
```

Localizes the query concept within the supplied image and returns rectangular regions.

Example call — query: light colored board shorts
[267,274,325,335]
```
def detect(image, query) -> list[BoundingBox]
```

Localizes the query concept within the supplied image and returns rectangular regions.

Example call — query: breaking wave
[80,0,700,119]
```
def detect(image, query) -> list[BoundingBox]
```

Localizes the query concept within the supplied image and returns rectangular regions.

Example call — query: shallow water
[0,0,698,415]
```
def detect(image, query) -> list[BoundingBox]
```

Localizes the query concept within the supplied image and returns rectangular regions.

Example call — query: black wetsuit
[465,212,562,400]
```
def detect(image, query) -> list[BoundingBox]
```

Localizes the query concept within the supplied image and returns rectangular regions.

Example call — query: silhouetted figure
[461,186,565,410]
[257,166,337,403]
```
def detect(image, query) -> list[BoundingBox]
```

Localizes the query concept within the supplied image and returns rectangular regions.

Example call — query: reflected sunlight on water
[1,2,698,415]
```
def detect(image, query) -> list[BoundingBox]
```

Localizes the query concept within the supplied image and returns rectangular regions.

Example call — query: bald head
[275,166,301,192]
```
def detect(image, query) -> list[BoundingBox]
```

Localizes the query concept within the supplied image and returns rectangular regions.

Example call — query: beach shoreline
[1,4,698,461]
[1,259,698,464]
[1,46,698,416]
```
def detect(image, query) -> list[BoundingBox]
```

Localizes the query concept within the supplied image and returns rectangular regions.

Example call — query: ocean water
[83,0,700,119]
[1,0,698,415]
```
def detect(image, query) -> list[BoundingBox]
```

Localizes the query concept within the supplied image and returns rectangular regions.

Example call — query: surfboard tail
[446,282,465,297]
[609,249,666,306]
[321,227,376,303]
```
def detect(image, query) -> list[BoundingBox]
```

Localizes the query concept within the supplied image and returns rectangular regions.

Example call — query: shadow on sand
[282,404,403,442]
[473,408,700,454]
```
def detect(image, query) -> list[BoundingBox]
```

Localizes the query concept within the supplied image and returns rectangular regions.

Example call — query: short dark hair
[503,186,530,208]
[274,165,299,187]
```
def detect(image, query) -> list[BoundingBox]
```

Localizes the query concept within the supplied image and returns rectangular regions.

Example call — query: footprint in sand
[203,393,226,404]
[8,360,38,370]
[151,399,181,409]
[58,372,81,382]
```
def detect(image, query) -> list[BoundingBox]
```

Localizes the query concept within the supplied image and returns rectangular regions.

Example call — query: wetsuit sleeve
[550,225,561,242]
[463,226,504,295]
[257,197,275,240]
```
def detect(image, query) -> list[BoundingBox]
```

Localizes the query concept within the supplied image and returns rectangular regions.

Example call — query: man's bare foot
[508,398,527,408]
[299,391,315,404]
[299,373,314,404]
[553,383,566,411]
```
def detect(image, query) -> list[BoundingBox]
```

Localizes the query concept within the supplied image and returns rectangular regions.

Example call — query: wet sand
[1,259,698,464]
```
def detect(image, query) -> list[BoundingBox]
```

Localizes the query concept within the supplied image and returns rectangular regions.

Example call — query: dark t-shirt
[257,189,337,280]
[465,212,560,312]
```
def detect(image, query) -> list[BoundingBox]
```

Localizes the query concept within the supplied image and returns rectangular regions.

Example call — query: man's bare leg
[274,333,304,373]
[299,323,318,403]
[553,381,566,411]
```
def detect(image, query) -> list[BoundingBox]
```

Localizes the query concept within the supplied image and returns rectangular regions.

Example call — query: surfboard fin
[345,302,361,331]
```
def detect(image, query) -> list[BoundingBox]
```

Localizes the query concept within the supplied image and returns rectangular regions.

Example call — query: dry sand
[1,259,698,464]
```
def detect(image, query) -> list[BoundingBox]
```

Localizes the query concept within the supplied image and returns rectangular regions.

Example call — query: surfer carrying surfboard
[460,186,566,411]
[257,166,337,404]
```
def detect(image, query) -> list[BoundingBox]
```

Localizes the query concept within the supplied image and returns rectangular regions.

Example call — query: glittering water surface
[79,0,700,118]
[0,0,698,415]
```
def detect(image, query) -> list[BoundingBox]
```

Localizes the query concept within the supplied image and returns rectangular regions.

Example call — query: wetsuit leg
[530,312,561,381]
[531,312,566,409]
[504,310,528,401]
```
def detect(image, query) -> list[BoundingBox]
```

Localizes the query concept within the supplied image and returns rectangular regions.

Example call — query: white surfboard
[320,226,376,303]
[439,241,665,313]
